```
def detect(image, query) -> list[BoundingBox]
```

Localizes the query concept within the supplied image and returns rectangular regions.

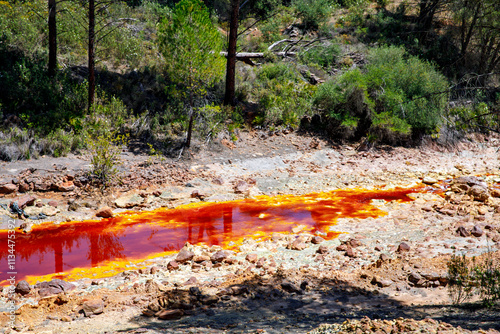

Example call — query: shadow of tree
[119,269,499,333]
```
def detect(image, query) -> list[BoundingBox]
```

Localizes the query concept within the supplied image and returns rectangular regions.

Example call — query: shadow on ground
[120,271,500,333]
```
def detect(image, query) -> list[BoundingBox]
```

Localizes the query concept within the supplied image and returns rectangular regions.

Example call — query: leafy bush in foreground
[448,252,500,307]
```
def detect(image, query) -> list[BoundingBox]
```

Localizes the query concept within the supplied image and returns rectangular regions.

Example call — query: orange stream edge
[0,186,429,286]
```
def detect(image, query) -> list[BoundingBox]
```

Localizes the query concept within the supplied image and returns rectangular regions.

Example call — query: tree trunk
[185,108,194,148]
[48,0,57,77]
[88,0,96,110]
[223,0,240,106]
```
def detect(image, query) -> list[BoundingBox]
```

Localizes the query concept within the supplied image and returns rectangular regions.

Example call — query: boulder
[422,177,438,185]
[81,298,104,317]
[57,181,75,192]
[11,195,36,209]
[176,248,195,263]
[468,185,490,202]
[157,309,184,320]
[96,206,113,218]
[397,242,411,252]
[0,183,18,194]
[211,250,230,263]
[115,194,144,208]
[36,279,76,297]
[15,280,31,296]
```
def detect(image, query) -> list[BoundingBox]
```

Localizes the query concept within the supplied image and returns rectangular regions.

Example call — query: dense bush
[292,0,336,30]
[298,43,342,69]
[240,62,316,128]
[314,46,448,142]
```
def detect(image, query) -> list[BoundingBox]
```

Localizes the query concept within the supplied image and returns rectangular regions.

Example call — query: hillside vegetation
[0,0,499,161]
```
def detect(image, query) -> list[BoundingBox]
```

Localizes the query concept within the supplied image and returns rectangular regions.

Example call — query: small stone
[190,190,205,199]
[211,250,229,263]
[167,261,179,271]
[184,277,197,285]
[36,279,76,297]
[18,182,30,193]
[457,226,470,237]
[348,238,363,248]
[81,298,104,317]
[234,180,249,194]
[256,257,266,268]
[374,245,383,251]
[379,253,391,262]
[371,276,392,287]
[422,177,438,185]
[57,181,75,192]
[0,183,18,194]
[150,266,159,275]
[397,242,410,252]
[408,271,422,283]
[311,236,325,244]
[471,225,483,237]
[290,238,307,251]
[42,206,59,216]
[316,245,329,254]
[245,253,258,263]
[48,200,58,208]
[15,280,31,296]
[491,189,500,198]
[212,177,224,185]
[34,181,50,191]
[60,316,72,322]
[478,206,489,215]
[176,248,195,263]
[96,206,113,218]
[157,309,184,320]
[115,194,144,208]
[200,294,219,305]
[336,244,348,252]
[281,281,301,294]
[193,255,210,263]
[468,185,490,202]
[12,195,36,209]
[345,246,356,258]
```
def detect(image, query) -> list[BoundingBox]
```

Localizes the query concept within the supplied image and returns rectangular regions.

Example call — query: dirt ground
[1,129,500,334]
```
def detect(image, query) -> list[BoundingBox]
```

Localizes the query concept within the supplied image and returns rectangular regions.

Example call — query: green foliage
[314,46,448,140]
[447,101,500,134]
[86,131,128,186]
[243,62,316,128]
[448,252,500,306]
[336,0,370,28]
[292,0,336,30]
[298,43,341,68]
[157,0,224,97]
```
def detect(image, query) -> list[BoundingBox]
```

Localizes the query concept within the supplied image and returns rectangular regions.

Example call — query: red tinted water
[0,187,423,284]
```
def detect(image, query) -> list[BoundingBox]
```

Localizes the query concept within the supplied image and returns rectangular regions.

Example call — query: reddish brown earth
[1,130,500,333]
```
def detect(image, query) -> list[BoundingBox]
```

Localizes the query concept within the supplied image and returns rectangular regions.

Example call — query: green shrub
[314,46,448,141]
[292,0,336,30]
[246,62,316,128]
[86,131,128,187]
[448,252,500,306]
[298,43,341,69]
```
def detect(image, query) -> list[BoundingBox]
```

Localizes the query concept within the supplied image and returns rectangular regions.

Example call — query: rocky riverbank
[1,131,500,333]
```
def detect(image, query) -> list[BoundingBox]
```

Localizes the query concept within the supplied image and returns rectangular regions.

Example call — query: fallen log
[220,51,296,65]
